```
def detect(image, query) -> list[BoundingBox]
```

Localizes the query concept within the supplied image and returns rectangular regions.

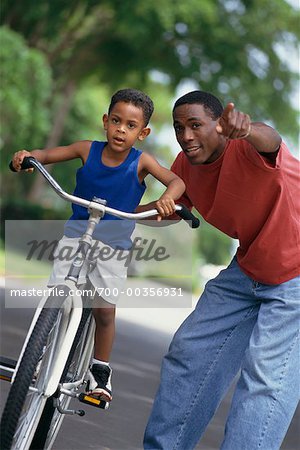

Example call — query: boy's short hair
[109,88,154,126]
[173,90,224,120]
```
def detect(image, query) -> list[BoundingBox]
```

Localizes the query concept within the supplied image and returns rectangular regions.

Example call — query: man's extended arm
[216,103,281,153]
[244,122,281,153]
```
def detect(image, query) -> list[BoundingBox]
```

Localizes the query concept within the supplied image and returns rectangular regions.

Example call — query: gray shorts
[47,236,129,304]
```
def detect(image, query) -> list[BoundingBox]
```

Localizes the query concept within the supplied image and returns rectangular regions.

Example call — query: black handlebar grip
[9,156,36,172]
[177,204,200,228]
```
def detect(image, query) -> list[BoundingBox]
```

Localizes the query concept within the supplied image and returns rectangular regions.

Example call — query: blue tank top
[64,141,146,249]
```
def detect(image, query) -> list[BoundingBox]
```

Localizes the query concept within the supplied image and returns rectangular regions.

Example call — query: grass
[0,246,202,294]
[1,246,52,281]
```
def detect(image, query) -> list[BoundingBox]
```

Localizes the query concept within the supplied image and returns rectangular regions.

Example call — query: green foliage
[198,222,233,266]
[1,0,299,140]
[62,84,109,143]
[0,26,52,153]
[0,199,67,241]
[0,26,53,198]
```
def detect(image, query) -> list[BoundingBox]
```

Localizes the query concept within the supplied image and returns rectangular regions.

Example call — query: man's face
[173,103,226,165]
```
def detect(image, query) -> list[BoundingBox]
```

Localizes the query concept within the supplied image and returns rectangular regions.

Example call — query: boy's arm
[137,153,185,220]
[11,140,92,171]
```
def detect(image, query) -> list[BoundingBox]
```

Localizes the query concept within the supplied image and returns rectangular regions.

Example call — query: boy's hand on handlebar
[155,196,176,222]
[12,150,34,172]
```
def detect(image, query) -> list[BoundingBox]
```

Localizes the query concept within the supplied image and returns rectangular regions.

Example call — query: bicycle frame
[12,198,106,398]
[9,156,199,397]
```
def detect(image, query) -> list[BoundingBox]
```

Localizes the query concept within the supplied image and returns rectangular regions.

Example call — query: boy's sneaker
[86,364,112,402]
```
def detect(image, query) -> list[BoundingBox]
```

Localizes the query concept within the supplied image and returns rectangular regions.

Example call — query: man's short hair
[109,88,154,126]
[173,90,224,120]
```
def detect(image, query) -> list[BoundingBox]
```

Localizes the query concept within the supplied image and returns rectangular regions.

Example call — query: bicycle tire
[0,306,60,450]
[30,307,93,450]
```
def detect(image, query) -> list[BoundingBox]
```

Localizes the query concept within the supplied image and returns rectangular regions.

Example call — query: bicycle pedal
[0,356,17,382]
[78,393,109,409]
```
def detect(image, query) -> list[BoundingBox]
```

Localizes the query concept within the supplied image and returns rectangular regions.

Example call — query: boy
[12,88,185,403]
[143,91,299,450]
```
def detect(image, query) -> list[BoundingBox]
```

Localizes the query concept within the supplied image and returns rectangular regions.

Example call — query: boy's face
[173,103,226,165]
[103,101,150,152]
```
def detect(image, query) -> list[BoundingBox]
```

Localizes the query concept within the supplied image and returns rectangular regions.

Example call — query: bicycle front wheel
[30,307,94,450]
[0,291,72,450]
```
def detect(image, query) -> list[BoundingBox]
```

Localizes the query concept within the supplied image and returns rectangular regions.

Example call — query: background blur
[1,0,299,290]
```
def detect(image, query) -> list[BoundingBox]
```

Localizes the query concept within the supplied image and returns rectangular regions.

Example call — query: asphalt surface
[0,288,299,450]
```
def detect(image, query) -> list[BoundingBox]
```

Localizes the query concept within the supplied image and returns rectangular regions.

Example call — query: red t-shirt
[171,140,300,284]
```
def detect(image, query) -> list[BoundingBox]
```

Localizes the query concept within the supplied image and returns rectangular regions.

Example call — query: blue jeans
[143,258,300,450]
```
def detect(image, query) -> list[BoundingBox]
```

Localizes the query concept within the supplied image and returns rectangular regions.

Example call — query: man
[143,91,300,450]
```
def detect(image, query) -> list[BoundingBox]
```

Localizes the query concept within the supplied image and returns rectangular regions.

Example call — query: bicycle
[0,156,199,450]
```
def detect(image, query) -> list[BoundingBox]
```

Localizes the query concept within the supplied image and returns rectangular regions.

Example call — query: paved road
[0,288,299,450]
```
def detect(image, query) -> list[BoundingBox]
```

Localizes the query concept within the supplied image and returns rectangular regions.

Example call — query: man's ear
[103,113,108,130]
[138,127,151,141]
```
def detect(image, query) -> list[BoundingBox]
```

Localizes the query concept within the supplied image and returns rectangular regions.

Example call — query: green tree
[1,0,298,143]
[0,26,52,197]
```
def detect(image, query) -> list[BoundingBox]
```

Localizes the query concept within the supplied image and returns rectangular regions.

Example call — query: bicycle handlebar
[9,157,200,228]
